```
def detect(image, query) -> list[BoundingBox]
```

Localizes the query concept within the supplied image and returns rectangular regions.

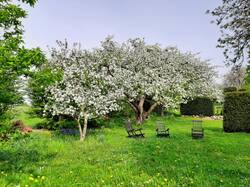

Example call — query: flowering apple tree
[96,37,220,124]
[45,41,121,141]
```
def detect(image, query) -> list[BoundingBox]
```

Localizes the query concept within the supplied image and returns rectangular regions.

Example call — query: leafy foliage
[45,41,121,141]
[224,91,250,132]
[223,87,237,93]
[45,37,220,135]
[244,64,250,90]
[96,37,221,123]
[0,0,44,114]
[180,97,214,116]
[0,112,29,141]
[28,63,62,116]
[223,66,247,89]
[209,0,250,65]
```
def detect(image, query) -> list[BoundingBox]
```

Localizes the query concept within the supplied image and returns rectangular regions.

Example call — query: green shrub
[28,64,62,116]
[0,114,29,141]
[214,103,223,115]
[238,88,247,92]
[224,87,237,93]
[180,97,214,116]
[35,118,77,130]
[223,91,250,132]
[35,117,107,130]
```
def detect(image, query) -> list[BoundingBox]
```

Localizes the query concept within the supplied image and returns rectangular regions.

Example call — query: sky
[22,0,229,81]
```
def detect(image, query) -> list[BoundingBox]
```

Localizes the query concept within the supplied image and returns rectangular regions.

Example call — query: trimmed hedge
[223,91,250,132]
[180,97,214,116]
[224,87,237,93]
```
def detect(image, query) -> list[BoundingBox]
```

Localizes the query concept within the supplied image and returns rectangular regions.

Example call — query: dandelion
[29,176,34,181]
[41,176,45,180]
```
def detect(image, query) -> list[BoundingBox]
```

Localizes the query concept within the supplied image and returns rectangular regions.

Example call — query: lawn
[0,107,250,187]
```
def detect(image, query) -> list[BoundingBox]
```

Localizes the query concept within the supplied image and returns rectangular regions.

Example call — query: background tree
[244,65,250,90]
[223,66,247,89]
[97,37,220,124]
[28,63,62,116]
[0,0,44,114]
[209,0,250,66]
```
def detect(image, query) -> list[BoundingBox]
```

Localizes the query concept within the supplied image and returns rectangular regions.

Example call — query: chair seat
[155,121,170,138]
[192,131,203,134]
[124,120,145,138]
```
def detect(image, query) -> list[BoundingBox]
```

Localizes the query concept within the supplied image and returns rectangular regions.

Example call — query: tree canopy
[209,0,250,66]
[45,37,221,134]
[0,0,44,114]
[96,37,220,124]
[45,41,122,141]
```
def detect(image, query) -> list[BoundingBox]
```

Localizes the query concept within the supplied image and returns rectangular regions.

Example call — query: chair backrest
[192,120,203,130]
[156,121,165,131]
[124,119,133,131]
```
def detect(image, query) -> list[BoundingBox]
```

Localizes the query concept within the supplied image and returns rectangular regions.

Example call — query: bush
[224,87,237,93]
[0,116,30,141]
[223,91,250,132]
[214,103,223,115]
[35,118,77,130]
[180,97,214,116]
[35,117,107,130]
[28,64,62,116]
[238,88,247,92]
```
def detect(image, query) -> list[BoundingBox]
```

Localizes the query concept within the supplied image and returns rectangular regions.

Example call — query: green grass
[0,107,250,186]
[11,105,45,128]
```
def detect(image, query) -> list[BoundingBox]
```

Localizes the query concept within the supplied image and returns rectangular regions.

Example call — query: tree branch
[143,102,159,119]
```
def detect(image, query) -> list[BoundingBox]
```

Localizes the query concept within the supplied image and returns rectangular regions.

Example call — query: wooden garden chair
[124,119,144,138]
[192,120,204,139]
[156,121,170,137]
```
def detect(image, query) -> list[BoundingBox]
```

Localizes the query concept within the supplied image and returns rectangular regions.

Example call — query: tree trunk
[129,97,159,125]
[77,116,84,141]
[76,113,88,141]
[135,111,144,124]
[82,113,88,141]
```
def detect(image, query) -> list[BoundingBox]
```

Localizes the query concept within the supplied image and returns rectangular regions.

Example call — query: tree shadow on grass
[0,142,57,175]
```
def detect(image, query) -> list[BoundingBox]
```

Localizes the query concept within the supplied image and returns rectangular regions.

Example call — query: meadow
[0,106,250,187]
